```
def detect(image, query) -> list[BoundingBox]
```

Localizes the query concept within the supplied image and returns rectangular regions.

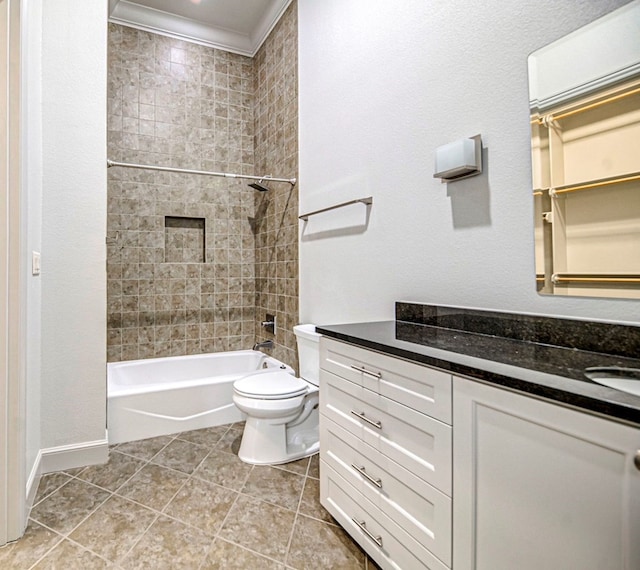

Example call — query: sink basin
[584,367,640,397]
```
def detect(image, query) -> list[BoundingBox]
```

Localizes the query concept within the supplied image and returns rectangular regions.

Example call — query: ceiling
[108,0,293,57]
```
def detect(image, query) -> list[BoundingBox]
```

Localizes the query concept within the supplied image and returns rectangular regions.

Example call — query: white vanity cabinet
[453,376,640,570]
[319,337,453,570]
[319,335,640,570]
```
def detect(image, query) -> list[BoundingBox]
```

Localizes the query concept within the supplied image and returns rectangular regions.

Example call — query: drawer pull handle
[351,463,383,488]
[350,410,382,429]
[350,365,382,379]
[352,518,383,548]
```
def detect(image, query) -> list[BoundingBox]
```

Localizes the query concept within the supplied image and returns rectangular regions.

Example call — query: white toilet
[233,324,321,465]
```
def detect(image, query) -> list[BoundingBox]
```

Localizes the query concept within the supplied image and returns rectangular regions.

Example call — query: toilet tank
[293,324,321,386]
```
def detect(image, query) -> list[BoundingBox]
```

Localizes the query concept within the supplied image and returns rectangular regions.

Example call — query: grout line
[23,525,65,570]
[30,473,74,509]
[29,479,115,541]
[213,536,290,567]
[201,477,245,565]
[282,460,309,569]
[47,533,123,570]
[114,510,161,566]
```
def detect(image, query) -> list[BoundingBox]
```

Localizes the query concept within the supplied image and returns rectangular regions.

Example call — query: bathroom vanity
[317,303,640,570]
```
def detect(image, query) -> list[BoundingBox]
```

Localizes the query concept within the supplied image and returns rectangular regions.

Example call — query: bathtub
[107,350,294,444]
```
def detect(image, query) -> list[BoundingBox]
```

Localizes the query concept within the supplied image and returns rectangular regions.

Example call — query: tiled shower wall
[106,4,300,364]
[253,2,300,366]
[107,25,259,361]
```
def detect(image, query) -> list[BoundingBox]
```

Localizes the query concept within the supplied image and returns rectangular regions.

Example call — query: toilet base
[237,409,319,465]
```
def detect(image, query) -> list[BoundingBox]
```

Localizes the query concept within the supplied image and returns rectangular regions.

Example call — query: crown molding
[108,0,292,57]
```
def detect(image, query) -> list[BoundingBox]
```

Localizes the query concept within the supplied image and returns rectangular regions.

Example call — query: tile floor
[0,423,381,569]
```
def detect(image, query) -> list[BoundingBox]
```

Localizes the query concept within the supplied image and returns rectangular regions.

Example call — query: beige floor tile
[115,435,173,461]
[274,455,310,476]
[202,538,284,569]
[287,514,366,570]
[174,425,229,447]
[218,495,295,562]
[120,515,211,570]
[0,521,62,569]
[76,451,145,492]
[116,463,188,511]
[215,428,243,454]
[298,477,334,523]
[32,539,114,569]
[193,449,253,491]
[33,473,73,506]
[308,453,320,479]
[241,465,304,511]
[150,438,210,474]
[163,477,237,536]
[30,478,111,535]
[8,425,371,570]
[69,495,157,563]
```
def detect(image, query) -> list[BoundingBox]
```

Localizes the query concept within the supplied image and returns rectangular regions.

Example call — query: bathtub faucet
[253,339,274,351]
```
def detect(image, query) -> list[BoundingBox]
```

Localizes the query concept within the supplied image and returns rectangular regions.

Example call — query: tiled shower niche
[164,216,206,263]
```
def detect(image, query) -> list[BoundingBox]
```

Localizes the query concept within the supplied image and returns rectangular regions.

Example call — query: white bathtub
[107,350,294,444]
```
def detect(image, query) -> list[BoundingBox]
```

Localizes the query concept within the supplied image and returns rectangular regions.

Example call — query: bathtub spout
[253,339,274,351]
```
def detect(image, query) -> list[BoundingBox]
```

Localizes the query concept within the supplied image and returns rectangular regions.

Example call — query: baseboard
[40,435,109,474]
[26,450,43,511]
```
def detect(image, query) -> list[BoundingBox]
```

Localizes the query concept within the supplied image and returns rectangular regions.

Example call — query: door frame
[1,0,27,546]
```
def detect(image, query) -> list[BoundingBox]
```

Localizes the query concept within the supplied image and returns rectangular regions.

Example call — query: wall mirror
[528,1,640,299]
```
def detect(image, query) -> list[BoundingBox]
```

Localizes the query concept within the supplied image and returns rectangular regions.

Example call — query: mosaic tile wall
[253,2,300,367]
[107,25,258,361]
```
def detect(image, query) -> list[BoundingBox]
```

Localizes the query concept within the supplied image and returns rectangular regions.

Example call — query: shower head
[248,180,270,192]
[249,182,269,192]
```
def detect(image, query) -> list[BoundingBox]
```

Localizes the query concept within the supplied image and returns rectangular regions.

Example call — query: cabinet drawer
[320,337,452,424]
[320,415,452,566]
[321,460,450,570]
[321,369,452,495]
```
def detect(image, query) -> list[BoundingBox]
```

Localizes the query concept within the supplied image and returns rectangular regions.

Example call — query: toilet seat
[234,370,309,400]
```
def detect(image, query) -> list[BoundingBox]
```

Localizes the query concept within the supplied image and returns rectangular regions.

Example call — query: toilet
[233,324,321,465]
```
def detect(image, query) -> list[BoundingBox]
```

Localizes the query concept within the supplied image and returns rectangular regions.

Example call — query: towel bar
[299,196,373,221]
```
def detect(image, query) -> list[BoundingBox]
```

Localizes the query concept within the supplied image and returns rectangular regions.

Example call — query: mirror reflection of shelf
[531,77,640,299]
[552,274,640,284]
[533,170,640,196]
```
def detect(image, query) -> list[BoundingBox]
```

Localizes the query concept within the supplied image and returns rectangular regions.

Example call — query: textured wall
[40,0,107,447]
[107,25,257,360]
[298,0,638,326]
[253,2,300,366]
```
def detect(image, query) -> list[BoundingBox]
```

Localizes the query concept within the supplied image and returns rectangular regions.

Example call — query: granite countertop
[316,320,640,426]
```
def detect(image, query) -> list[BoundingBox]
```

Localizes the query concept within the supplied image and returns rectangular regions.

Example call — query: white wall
[22,0,42,492]
[298,0,639,326]
[40,0,108,450]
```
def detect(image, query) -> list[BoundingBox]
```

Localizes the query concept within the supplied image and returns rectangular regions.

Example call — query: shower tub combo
[107,350,294,444]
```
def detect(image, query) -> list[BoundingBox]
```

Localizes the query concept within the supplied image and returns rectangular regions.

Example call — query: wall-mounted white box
[434,135,482,182]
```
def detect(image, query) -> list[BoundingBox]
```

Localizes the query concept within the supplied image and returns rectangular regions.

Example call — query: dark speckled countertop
[316,304,640,427]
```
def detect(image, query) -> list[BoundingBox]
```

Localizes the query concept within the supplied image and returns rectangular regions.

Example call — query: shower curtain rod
[106,160,297,186]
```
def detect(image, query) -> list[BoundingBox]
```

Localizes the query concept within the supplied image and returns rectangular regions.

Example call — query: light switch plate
[32,251,41,276]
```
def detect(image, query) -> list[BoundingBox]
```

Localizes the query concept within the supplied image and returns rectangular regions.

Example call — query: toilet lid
[234,371,309,399]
